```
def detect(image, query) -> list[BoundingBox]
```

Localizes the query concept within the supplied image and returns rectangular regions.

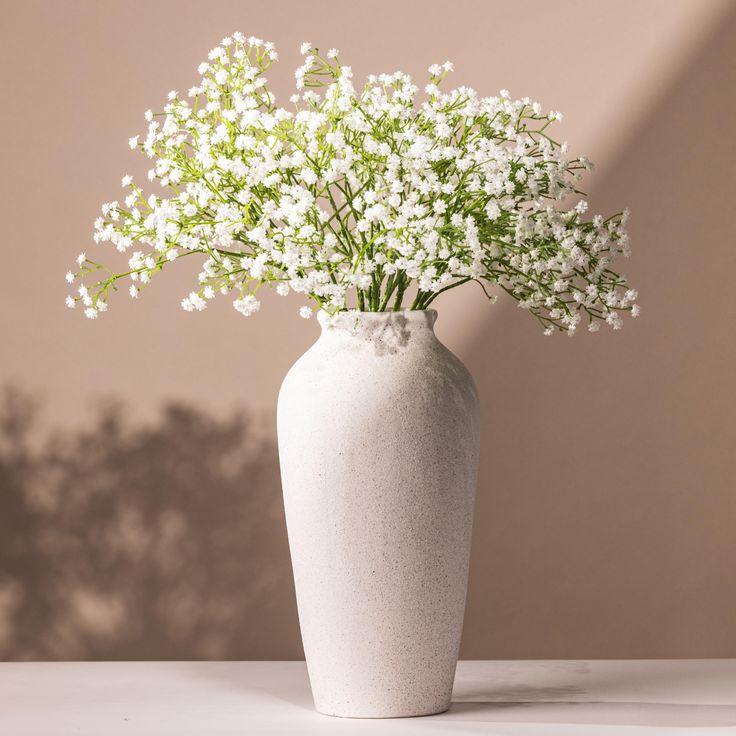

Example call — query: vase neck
[316,310,438,354]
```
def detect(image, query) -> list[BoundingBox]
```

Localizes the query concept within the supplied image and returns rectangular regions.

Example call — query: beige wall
[1,0,734,660]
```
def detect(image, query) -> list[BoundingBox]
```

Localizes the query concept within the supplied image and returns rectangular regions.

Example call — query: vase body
[277,310,479,718]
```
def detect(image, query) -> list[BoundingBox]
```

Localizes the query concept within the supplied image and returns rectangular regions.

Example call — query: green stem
[392,277,407,311]
[378,274,397,311]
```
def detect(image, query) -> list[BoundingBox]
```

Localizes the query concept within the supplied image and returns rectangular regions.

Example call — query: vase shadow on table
[446,662,736,727]
[445,700,736,728]
[0,384,303,661]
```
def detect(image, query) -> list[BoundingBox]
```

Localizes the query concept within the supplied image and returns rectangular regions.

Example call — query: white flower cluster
[66,32,638,333]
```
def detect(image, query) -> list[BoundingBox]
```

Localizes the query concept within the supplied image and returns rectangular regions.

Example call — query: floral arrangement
[66,32,638,334]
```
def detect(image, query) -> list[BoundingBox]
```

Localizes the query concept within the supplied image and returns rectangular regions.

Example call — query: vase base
[316,704,451,719]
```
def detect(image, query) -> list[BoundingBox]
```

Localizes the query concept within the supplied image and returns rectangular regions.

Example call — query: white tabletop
[1,660,735,735]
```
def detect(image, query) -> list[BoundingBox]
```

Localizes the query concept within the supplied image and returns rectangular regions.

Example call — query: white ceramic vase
[277,310,479,718]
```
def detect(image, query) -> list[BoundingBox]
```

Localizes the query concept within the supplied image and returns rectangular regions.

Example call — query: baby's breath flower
[70,31,636,334]
[233,294,261,316]
[182,291,206,312]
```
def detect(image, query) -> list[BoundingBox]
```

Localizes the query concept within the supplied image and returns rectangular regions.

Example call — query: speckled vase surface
[277,309,479,719]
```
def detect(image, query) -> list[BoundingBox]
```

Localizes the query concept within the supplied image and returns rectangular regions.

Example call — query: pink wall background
[1,0,735,659]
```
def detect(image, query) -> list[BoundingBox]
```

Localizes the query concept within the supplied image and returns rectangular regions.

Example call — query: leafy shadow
[0,385,302,661]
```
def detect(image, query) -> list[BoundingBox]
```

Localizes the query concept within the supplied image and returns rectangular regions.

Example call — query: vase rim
[316,308,438,333]
[317,308,437,316]
[318,307,437,314]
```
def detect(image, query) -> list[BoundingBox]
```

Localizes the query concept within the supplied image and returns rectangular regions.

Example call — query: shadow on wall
[0,385,302,661]
[460,4,736,658]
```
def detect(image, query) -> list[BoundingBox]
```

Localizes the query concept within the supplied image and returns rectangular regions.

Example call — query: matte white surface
[2,660,736,735]
[278,310,479,717]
